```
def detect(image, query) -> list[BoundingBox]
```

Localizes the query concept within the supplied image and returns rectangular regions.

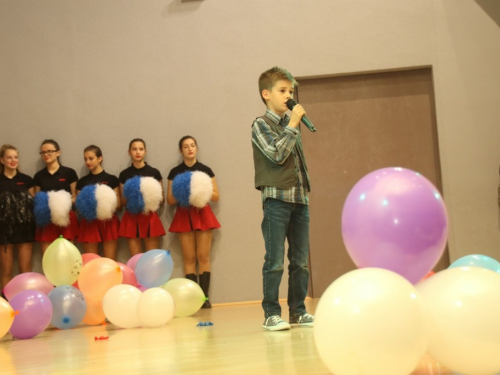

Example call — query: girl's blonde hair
[0,144,19,174]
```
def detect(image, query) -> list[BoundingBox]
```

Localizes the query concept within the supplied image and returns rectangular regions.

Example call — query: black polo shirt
[0,172,34,193]
[77,170,119,191]
[167,161,214,181]
[119,163,162,184]
[34,166,78,193]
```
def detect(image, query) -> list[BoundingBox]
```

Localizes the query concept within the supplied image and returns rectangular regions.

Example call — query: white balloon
[137,288,175,327]
[314,268,428,375]
[417,267,500,374]
[103,284,142,329]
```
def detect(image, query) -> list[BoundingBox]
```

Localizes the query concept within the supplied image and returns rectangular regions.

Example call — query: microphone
[286,99,317,132]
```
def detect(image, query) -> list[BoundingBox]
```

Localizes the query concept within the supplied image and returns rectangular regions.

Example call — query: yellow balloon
[314,268,428,375]
[417,267,500,374]
[0,297,15,339]
[161,278,205,318]
[42,237,82,286]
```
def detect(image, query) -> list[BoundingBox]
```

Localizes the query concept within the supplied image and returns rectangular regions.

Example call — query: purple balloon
[9,290,53,339]
[341,168,448,284]
[3,272,54,301]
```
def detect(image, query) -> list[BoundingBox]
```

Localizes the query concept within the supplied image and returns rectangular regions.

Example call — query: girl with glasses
[34,139,79,253]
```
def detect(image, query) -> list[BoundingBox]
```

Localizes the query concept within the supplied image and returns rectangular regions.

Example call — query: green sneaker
[290,313,314,327]
[262,315,291,331]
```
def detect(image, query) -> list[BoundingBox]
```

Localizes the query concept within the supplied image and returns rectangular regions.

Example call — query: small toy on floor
[196,322,213,327]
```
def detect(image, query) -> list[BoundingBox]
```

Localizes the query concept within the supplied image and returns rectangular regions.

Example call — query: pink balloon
[117,262,138,286]
[82,253,101,263]
[9,290,53,339]
[341,168,448,284]
[72,253,101,289]
[3,273,54,301]
[137,284,148,292]
[126,253,143,271]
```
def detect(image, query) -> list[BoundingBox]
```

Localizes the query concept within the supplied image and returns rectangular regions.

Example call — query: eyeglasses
[39,150,58,156]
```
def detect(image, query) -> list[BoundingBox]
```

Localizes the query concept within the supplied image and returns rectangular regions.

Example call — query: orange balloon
[78,258,123,302]
[82,297,105,326]
[0,297,15,339]
[422,270,436,280]
[72,253,101,289]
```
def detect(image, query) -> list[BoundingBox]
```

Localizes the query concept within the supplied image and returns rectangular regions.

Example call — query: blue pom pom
[123,176,144,214]
[34,192,51,227]
[75,185,97,221]
[172,172,192,207]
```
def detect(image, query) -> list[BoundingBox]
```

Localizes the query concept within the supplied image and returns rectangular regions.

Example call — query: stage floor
[0,298,452,374]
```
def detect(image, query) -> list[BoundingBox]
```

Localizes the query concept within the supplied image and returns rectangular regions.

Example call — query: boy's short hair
[258,66,298,104]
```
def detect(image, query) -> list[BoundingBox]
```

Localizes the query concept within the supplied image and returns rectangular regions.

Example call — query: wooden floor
[0,299,453,375]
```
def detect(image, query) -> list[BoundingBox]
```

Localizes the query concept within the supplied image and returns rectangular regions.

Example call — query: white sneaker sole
[262,324,291,331]
[290,322,314,327]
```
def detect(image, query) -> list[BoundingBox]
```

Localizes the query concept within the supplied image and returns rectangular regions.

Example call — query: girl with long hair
[0,144,35,292]
[118,138,165,255]
[167,136,220,308]
[76,145,121,260]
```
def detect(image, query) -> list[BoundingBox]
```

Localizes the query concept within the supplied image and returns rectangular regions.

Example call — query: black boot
[199,272,212,308]
[186,273,197,283]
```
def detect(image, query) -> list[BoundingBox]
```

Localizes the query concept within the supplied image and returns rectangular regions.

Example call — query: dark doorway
[298,67,449,297]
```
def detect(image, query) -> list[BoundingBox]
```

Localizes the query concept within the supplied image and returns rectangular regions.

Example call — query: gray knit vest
[252,115,298,190]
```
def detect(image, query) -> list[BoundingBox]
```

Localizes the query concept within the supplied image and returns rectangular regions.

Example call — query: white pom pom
[140,177,163,214]
[48,190,72,227]
[189,171,213,209]
[95,184,117,221]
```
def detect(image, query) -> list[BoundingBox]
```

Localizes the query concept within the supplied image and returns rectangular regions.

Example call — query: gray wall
[1,0,499,304]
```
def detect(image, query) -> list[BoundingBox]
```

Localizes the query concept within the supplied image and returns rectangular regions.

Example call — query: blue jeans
[261,198,310,319]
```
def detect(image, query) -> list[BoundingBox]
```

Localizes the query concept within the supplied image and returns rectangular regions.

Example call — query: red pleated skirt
[119,211,166,238]
[35,211,79,242]
[77,214,120,243]
[169,205,221,233]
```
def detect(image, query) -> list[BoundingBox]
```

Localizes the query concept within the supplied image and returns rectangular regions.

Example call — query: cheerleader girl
[119,138,165,255]
[34,139,78,253]
[166,136,220,308]
[76,145,121,260]
[0,145,35,292]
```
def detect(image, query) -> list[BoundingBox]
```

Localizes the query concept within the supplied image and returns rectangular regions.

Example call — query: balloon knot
[13,310,19,316]
[116,267,121,272]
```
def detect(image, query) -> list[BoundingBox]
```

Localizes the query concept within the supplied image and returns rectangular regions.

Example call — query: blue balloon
[48,286,87,329]
[449,254,500,274]
[135,250,174,288]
